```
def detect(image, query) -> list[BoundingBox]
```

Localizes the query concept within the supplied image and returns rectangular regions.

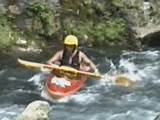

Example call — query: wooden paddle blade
[18,58,59,69]
[18,58,44,68]
[114,75,134,87]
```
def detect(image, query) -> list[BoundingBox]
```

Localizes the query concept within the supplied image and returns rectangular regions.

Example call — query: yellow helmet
[64,35,78,46]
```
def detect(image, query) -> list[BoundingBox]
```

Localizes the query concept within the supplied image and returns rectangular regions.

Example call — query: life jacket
[60,50,80,69]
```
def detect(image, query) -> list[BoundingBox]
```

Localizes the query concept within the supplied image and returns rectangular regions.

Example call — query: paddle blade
[18,58,42,70]
[18,58,59,69]
[18,58,43,68]
[114,75,135,87]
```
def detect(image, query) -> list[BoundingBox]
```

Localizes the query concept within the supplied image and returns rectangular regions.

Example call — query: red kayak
[17,59,101,99]
[45,75,88,99]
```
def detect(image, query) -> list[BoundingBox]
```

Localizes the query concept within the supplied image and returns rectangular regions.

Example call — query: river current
[0,48,159,120]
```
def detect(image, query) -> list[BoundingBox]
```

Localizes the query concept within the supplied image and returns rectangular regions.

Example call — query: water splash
[118,59,142,81]
[28,72,49,90]
[0,105,24,120]
[70,92,100,105]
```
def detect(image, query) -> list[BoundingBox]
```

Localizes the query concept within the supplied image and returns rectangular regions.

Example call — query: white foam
[153,79,160,84]
[70,92,100,105]
[107,108,157,120]
[28,72,46,90]
[8,76,17,81]
[0,105,24,120]
[119,59,142,81]
[1,117,9,120]
[0,69,6,75]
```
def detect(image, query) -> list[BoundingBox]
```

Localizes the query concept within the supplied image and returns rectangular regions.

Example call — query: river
[0,48,159,120]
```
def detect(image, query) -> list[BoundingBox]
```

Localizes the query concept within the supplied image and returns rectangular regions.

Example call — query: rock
[134,23,160,39]
[16,38,27,45]
[8,5,21,15]
[16,100,50,120]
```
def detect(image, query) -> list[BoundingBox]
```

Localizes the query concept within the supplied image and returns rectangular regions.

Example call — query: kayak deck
[45,75,87,98]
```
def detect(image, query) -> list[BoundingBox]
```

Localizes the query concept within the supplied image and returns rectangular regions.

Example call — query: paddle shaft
[18,59,135,86]
[18,58,101,79]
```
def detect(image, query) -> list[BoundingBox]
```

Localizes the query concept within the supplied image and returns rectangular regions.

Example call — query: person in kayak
[47,35,100,75]
[47,35,100,87]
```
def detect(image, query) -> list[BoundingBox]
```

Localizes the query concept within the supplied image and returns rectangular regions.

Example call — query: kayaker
[47,35,100,75]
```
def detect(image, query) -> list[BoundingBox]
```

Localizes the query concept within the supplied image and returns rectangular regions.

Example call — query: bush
[26,2,57,36]
[65,18,126,46]
[0,14,19,49]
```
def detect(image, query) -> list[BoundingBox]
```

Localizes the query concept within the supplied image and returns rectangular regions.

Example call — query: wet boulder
[16,100,50,120]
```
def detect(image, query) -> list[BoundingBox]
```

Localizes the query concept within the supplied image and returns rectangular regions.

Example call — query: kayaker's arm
[47,51,63,65]
[80,52,100,74]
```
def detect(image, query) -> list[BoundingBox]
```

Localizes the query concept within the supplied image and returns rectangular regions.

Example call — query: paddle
[18,58,135,86]
[114,75,135,87]
[17,58,102,79]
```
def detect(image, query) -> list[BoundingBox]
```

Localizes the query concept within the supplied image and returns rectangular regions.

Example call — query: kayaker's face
[65,45,76,53]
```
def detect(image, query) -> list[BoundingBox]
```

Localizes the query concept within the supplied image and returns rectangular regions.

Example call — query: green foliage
[0,14,19,49]
[26,2,57,36]
[61,0,127,47]
[65,18,126,46]
[0,0,132,50]
[61,0,108,20]
[112,0,124,7]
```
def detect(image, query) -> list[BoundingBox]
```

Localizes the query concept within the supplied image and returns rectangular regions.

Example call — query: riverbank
[1,0,160,54]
